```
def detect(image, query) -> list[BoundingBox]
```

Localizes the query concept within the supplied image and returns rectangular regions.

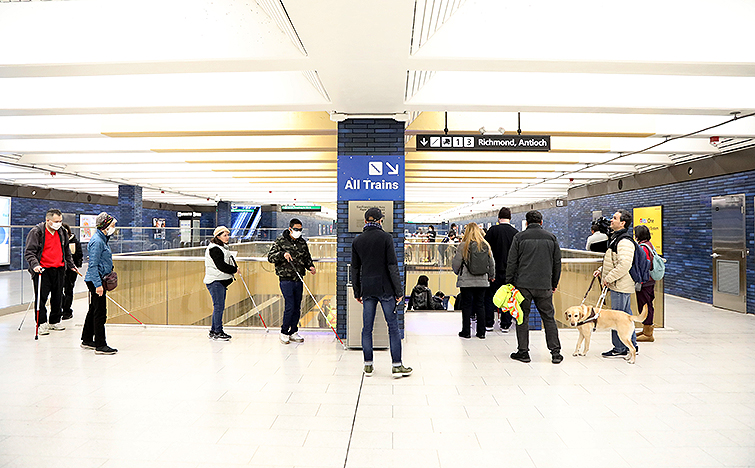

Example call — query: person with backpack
[594,209,640,358]
[634,225,657,342]
[407,275,433,310]
[452,223,495,339]
[506,210,563,364]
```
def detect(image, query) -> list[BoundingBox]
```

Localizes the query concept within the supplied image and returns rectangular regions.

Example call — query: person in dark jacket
[506,210,563,364]
[407,275,432,310]
[484,207,519,332]
[204,226,238,341]
[352,207,412,378]
[267,218,315,345]
[82,212,118,354]
[60,223,83,320]
[24,208,77,335]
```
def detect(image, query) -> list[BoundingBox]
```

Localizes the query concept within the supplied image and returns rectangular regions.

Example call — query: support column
[336,119,405,341]
[118,185,142,250]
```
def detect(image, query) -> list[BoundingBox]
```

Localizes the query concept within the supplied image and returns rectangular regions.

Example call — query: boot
[637,324,654,342]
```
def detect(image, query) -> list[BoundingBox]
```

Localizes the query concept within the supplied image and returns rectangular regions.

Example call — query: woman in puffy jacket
[452,223,495,339]
[204,226,238,341]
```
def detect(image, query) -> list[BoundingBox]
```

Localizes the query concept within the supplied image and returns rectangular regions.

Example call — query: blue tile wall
[453,169,755,314]
[336,119,406,340]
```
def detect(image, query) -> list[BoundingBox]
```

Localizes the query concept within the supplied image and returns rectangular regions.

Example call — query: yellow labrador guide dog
[564,304,648,364]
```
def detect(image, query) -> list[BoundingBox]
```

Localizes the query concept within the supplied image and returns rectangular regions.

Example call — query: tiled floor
[1,295,754,468]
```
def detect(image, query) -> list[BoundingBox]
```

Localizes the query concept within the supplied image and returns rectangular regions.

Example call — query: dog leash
[580,274,599,305]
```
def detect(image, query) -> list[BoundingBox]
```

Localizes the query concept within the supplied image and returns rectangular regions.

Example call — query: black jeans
[32,267,65,325]
[280,280,303,335]
[61,268,78,317]
[82,281,108,347]
[484,280,512,329]
[515,287,561,354]
[460,287,487,337]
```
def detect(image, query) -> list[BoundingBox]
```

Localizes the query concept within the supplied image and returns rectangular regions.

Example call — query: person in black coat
[351,207,412,379]
[60,223,83,320]
[506,210,563,365]
[483,207,519,332]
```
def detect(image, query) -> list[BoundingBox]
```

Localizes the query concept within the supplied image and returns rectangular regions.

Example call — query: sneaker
[289,332,304,343]
[61,313,73,320]
[208,331,218,339]
[392,365,413,379]
[217,331,232,341]
[476,334,486,339]
[363,365,374,377]
[510,351,531,363]
[80,341,96,350]
[601,349,628,358]
[95,345,118,355]
[551,352,564,364]
[486,327,494,332]
[280,333,290,344]
[48,322,65,331]
[458,331,471,339]
[37,323,50,335]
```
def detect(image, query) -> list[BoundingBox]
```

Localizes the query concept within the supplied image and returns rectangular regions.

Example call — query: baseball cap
[364,207,384,221]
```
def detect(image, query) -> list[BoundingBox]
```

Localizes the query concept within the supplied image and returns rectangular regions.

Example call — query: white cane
[238,273,268,331]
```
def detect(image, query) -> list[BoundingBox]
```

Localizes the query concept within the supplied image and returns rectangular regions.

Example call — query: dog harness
[577,306,599,330]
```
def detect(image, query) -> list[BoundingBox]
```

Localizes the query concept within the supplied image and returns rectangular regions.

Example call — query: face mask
[106,226,116,236]
[290,230,302,239]
[50,222,62,231]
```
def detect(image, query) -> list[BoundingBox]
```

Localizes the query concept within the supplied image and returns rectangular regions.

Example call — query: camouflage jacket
[267,230,315,281]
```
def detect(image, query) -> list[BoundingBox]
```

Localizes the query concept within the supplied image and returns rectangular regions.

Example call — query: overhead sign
[281,204,322,212]
[338,155,405,201]
[415,134,550,151]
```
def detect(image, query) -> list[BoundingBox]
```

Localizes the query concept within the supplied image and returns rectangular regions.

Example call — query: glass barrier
[1,228,663,330]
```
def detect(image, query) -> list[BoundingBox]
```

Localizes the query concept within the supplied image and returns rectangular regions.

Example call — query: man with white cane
[24,208,78,337]
[267,218,316,345]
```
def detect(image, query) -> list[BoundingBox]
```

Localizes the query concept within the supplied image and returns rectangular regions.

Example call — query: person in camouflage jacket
[267,218,316,344]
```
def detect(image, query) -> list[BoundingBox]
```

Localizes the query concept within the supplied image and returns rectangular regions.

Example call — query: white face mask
[106,226,116,236]
[50,222,62,231]
[290,229,302,239]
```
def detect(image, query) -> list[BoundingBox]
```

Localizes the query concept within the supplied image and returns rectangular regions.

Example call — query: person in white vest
[204,226,238,340]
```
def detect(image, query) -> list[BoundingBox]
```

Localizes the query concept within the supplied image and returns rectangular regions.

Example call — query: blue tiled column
[118,185,142,251]
[336,119,406,340]
[216,201,231,229]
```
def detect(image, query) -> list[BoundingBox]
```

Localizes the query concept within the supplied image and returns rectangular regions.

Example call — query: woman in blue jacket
[82,212,118,355]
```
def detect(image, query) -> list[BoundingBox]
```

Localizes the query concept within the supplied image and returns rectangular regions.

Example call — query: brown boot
[637,324,654,342]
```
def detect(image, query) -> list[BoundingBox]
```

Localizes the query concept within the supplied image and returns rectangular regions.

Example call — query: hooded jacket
[452,241,495,288]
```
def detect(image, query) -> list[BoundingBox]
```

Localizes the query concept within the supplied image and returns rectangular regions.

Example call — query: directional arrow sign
[386,162,400,175]
[419,137,429,147]
[416,134,550,151]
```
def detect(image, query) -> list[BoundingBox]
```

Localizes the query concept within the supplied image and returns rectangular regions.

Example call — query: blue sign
[338,155,405,201]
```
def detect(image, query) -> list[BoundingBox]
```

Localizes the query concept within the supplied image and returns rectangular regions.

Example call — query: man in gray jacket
[506,210,563,364]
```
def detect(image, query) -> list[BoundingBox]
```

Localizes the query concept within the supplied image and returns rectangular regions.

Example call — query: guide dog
[564,304,648,364]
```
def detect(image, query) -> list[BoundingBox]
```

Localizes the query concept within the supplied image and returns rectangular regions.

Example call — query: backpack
[616,234,650,284]
[465,243,490,275]
[641,243,666,281]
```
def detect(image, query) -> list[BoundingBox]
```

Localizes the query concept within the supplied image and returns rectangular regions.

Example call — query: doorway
[711,194,748,312]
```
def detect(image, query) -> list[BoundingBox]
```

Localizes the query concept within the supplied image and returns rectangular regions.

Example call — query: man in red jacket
[24,208,77,335]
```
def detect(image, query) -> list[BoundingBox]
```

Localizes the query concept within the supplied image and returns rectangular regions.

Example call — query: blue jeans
[361,294,402,365]
[280,280,303,335]
[206,281,227,333]
[610,290,637,352]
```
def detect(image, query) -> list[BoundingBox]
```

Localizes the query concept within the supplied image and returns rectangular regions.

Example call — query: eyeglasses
[292,227,303,232]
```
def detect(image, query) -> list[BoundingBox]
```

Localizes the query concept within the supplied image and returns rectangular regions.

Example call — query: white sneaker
[290,332,304,343]
[48,322,66,331]
[38,323,50,335]
[280,333,290,344]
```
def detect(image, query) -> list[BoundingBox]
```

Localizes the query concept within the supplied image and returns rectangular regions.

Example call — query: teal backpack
[641,243,666,281]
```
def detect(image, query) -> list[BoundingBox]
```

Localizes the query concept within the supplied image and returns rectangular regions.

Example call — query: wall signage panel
[415,134,550,152]
[338,155,405,201]
[633,205,663,255]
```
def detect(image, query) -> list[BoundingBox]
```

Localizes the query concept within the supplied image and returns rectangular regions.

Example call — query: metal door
[711,194,748,312]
